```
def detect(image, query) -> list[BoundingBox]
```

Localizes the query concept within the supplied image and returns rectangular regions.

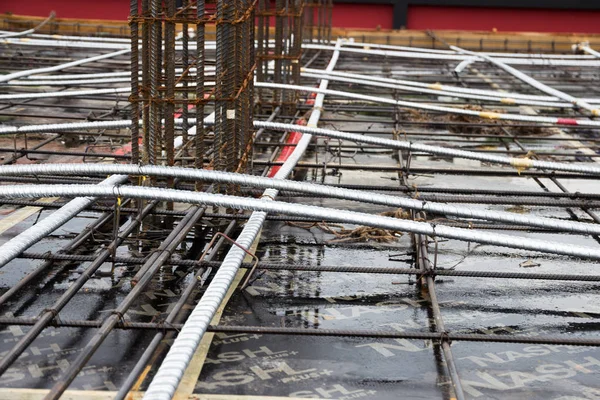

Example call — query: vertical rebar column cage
[256,0,304,114]
[129,0,256,186]
[214,0,256,185]
[303,0,332,44]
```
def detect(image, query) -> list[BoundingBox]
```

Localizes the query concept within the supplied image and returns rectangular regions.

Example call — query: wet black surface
[194,224,600,399]
[0,209,209,391]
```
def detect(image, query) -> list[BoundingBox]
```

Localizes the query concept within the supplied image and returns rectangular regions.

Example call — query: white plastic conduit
[23,71,131,80]
[2,184,600,261]
[344,41,600,59]
[8,64,599,104]
[8,70,215,86]
[302,44,600,67]
[253,121,600,176]
[0,37,217,51]
[0,29,41,39]
[5,66,599,107]
[0,88,131,101]
[0,32,215,44]
[0,48,130,84]
[23,32,131,43]
[0,13,55,39]
[10,77,137,86]
[6,72,600,106]
[20,66,214,80]
[450,45,600,117]
[6,65,592,104]
[0,174,127,269]
[1,117,600,177]
[576,43,600,59]
[0,120,134,134]
[300,71,576,108]
[3,163,600,236]
[454,57,478,74]
[7,78,215,87]
[301,67,595,102]
[254,82,600,128]
[0,37,131,50]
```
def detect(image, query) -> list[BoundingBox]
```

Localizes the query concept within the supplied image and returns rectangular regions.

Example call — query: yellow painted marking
[130,364,151,393]
[510,157,533,174]
[428,83,443,90]
[0,389,118,400]
[479,111,500,119]
[173,230,262,399]
[500,97,516,104]
[0,198,58,235]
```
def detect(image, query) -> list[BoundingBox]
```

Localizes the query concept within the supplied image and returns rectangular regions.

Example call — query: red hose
[557,118,579,126]
[305,87,318,106]
[268,118,306,177]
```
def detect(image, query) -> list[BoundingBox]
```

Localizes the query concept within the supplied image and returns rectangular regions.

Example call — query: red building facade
[3,0,600,33]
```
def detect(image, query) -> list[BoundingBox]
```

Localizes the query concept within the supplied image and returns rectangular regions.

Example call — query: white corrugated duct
[0,175,127,269]
[1,184,600,261]
[0,163,599,235]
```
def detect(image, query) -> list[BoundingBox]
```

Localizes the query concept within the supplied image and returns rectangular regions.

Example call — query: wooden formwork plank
[0,389,326,400]
[0,198,58,235]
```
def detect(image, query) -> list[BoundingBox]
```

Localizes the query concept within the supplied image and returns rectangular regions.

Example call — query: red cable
[268,118,306,177]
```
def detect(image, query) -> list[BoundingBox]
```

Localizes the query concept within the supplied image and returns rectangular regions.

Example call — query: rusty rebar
[129,0,140,165]
[256,0,303,113]
[195,0,205,183]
